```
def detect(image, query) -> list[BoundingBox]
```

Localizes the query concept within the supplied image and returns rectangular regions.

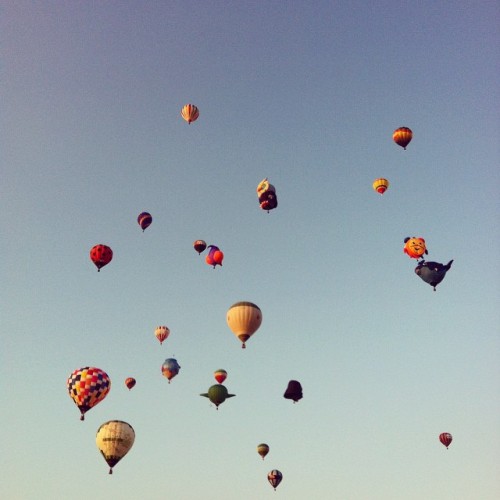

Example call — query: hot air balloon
[96,420,135,474]
[373,178,389,195]
[206,245,224,268]
[284,380,303,403]
[439,432,453,449]
[393,126,413,150]
[67,367,111,421]
[200,384,235,409]
[415,260,453,291]
[257,178,278,212]
[125,378,136,390]
[161,358,181,383]
[181,104,199,124]
[90,244,113,272]
[137,212,152,232]
[404,237,428,260]
[193,240,207,254]
[214,369,227,384]
[155,326,170,345]
[257,443,269,460]
[226,301,262,348]
[268,470,283,490]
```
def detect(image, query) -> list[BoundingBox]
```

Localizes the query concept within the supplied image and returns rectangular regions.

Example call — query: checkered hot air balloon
[67,367,111,421]
[155,326,170,345]
[268,470,283,490]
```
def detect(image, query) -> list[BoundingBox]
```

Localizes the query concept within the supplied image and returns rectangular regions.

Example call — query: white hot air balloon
[96,420,135,474]
[226,301,262,348]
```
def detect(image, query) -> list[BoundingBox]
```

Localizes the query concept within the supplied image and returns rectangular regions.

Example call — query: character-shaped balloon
[284,380,303,403]
[439,432,453,449]
[268,470,283,490]
[205,245,223,268]
[137,212,152,232]
[96,420,135,474]
[393,127,413,150]
[90,244,113,271]
[415,260,453,291]
[404,237,428,260]
[161,358,181,383]
[200,384,235,410]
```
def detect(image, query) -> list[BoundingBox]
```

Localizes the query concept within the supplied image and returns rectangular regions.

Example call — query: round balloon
[161,358,181,383]
[90,244,113,272]
[193,240,207,254]
[257,443,269,460]
[96,420,135,474]
[155,326,170,345]
[181,104,199,124]
[137,212,152,232]
[439,432,453,449]
[268,470,283,490]
[373,178,389,195]
[214,369,227,384]
[393,126,413,150]
[226,301,262,348]
[125,377,136,390]
[67,367,111,420]
[404,237,428,260]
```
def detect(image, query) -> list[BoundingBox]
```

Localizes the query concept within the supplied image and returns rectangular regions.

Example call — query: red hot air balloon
[439,432,453,449]
[137,212,152,232]
[125,377,136,390]
[393,127,413,150]
[214,369,227,384]
[155,326,170,345]
[181,104,199,124]
[193,240,207,254]
[90,245,113,272]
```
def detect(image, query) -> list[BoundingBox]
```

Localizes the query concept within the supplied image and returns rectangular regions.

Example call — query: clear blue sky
[2,2,499,499]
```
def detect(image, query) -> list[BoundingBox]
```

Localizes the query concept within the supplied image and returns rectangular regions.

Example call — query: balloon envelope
[161,358,181,383]
[214,369,227,384]
[193,240,207,254]
[96,420,135,474]
[125,377,136,390]
[200,384,235,409]
[257,178,278,212]
[155,326,170,345]
[257,443,269,460]
[268,470,283,490]
[67,367,111,420]
[415,260,453,291]
[226,301,262,348]
[181,104,199,124]
[439,432,453,449]
[137,212,152,231]
[373,178,389,195]
[393,126,413,149]
[284,380,303,403]
[90,244,113,271]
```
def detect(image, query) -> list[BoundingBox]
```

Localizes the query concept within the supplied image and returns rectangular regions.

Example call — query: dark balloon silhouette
[284,380,303,403]
[415,260,453,291]
[137,212,152,232]
[439,432,453,449]
[193,240,207,254]
[268,470,283,490]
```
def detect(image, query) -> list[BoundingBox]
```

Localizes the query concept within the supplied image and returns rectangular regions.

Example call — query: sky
[1,1,499,499]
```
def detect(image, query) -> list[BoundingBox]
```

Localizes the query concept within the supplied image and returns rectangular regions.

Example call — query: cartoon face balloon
[404,237,428,260]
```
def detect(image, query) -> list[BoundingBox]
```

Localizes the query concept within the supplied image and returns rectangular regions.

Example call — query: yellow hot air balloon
[226,301,262,348]
[96,420,135,474]
[373,178,389,195]
[181,104,199,124]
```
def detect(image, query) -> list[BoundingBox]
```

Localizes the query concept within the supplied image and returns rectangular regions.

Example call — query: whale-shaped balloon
[415,260,453,291]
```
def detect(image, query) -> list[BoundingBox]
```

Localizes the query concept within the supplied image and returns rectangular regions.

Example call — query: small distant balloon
[439,432,453,449]
[125,377,136,390]
[206,245,224,268]
[226,301,262,349]
[200,384,235,409]
[137,212,152,232]
[257,178,278,212]
[268,470,283,490]
[393,126,413,150]
[404,237,428,260]
[181,104,199,124]
[214,369,227,384]
[415,260,453,291]
[96,420,135,474]
[90,244,113,272]
[193,240,207,254]
[161,358,181,383]
[373,178,389,195]
[284,380,303,403]
[257,443,269,460]
[155,326,170,345]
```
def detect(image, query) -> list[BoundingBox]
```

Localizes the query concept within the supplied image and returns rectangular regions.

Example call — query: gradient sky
[2,2,499,499]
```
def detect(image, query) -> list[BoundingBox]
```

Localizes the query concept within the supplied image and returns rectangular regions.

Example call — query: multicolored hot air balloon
[373,178,389,195]
[257,178,278,212]
[439,432,453,449]
[404,237,428,260]
[181,104,199,124]
[155,326,170,345]
[393,127,413,150]
[205,245,224,268]
[137,212,152,232]
[90,244,113,272]
[415,260,453,291]
[214,369,227,384]
[268,470,283,490]
[67,367,111,421]
[284,380,303,403]
[161,358,181,383]
[200,384,235,409]
[226,301,262,348]
[257,443,270,460]
[193,240,207,254]
[125,378,136,390]
[96,420,135,474]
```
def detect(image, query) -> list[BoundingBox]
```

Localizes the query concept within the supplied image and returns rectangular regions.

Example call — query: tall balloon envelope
[393,127,413,150]
[214,369,227,384]
[284,380,303,403]
[373,178,389,195]
[125,377,136,390]
[96,420,135,474]
[181,104,199,124]
[193,240,207,254]
[268,470,283,490]
[161,358,181,383]
[257,178,278,212]
[439,432,453,449]
[257,443,270,460]
[137,212,152,232]
[90,244,113,272]
[226,301,262,348]
[155,326,170,345]
[67,367,111,420]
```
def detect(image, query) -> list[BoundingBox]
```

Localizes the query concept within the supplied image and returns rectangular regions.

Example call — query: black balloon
[284,380,303,403]
[415,260,453,291]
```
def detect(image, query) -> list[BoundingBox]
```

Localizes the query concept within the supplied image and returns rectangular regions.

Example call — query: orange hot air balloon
[404,237,428,260]
[155,326,170,345]
[125,377,136,390]
[214,369,227,384]
[90,244,113,272]
[373,178,389,195]
[193,240,207,254]
[226,301,262,348]
[393,127,413,150]
[181,104,199,124]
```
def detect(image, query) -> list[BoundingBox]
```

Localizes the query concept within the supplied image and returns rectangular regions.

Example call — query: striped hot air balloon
[96,420,135,474]
[226,301,262,348]
[181,104,199,124]
[439,432,453,449]
[393,126,413,150]
[373,178,389,195]
[155,326,170,345]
